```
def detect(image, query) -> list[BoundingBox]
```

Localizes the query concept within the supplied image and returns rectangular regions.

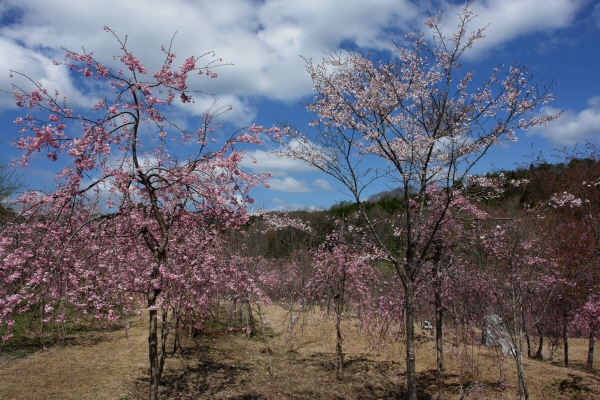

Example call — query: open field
[1,304,600,399]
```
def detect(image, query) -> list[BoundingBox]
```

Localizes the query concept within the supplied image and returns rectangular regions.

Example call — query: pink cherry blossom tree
[272,2,560,398]
[419,186,490,399]
[573,293,600,370]
[1,28,275,400]
[306,229,378,380]
[459,208,562,400]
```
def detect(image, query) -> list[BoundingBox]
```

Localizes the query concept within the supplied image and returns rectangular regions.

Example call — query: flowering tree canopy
[1,27,276,400]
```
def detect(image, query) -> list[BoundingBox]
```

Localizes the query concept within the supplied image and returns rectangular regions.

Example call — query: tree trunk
[405,281,417,400]
[148,288,161,400]
[435,289,444,399]
[159,308,170,377]
[563,318,569,368]
[588,330,595,370]
[534,325,543,360]
[514,309,530,400]
[245,299,256,338]
[523,311,530,359]
[334,293,344,380]
[433,258,444,400]
[172,306,181,354]
[256,303,273,376]
[40,299,44,337]
[515,346,530,400]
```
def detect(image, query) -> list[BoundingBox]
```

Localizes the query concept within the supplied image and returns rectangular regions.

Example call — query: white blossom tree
[272,2,560,398]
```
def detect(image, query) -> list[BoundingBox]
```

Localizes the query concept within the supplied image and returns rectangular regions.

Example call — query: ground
[1,305,600,399]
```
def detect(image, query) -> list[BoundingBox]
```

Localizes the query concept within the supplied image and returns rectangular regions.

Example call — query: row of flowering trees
[1,3,598,400]
[251,173,598,400]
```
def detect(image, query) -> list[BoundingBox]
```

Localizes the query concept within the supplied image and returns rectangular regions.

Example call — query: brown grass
[1,305,600,399]
[0,317,148,399]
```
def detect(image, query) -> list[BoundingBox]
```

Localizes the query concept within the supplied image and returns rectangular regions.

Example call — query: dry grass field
[1,304,600,399]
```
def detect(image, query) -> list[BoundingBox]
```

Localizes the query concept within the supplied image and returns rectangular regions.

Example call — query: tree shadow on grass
[550,373,600,399]
[1,319,131,360]
[149,348,413,399]
[158,358,252,399]
[140,342,547,399]
[130,338,258,399]
[298,354,434,399]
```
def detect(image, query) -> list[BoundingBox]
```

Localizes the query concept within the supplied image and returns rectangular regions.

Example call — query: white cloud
[527,96,600,146]
[265,176,334,194]
[0,37,96,110]
[78,176,114,207]
[438,0,585,58]
[172,94,258,128]
[267,177,312,193]
[265,197,323,212]
[270,198,287,205]
[0,0,587,115]
[313,178,333,191]
[0,0,414,109]
[590,3,600,29]
[240,149,317,176]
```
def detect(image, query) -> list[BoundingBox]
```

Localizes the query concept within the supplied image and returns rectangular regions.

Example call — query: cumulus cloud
[438,0,585,58]
[240,149,317,176]
[240,137,334,195]
[527,96,600,146]
[267,177,312,193]
[0,0,416,111]
[313,178,333,191]
[0,37,96,110]
[0,0,584,115]
[266,176,335,194]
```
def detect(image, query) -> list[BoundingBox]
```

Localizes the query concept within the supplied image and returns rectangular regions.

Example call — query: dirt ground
[1,305,600,399]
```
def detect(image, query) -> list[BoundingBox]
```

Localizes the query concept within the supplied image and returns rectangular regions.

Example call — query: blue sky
[0,0,599,211]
